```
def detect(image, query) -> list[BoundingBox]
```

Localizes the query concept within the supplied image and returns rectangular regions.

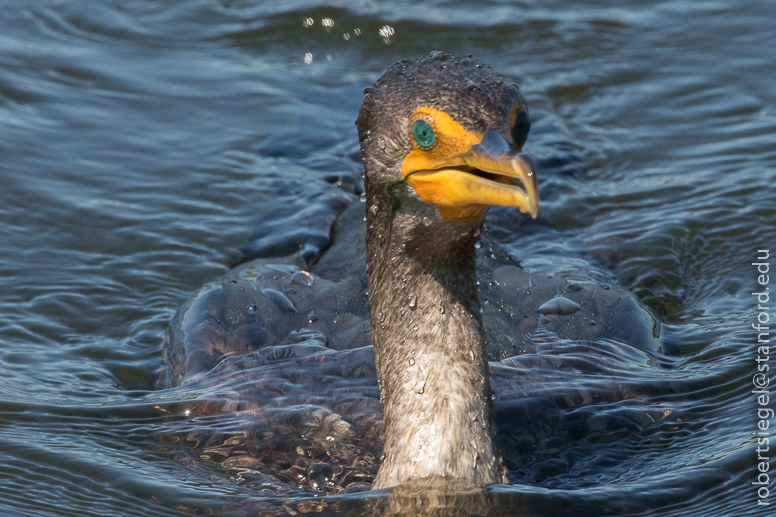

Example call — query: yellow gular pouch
[401,107,539,223]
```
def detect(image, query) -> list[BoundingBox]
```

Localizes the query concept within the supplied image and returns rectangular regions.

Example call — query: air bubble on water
[290,270,314,287]
[247,304,257,314]
[304,53,313,64]
[409,358,415,366]
[360,192,367,202]
[474,241,482,249]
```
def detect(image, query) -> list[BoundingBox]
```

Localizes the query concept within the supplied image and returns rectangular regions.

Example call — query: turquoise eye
[412,119,436,148]
[512,110,531,144]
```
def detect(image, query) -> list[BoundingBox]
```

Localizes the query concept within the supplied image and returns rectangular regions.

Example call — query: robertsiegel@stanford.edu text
[753,249,772,508]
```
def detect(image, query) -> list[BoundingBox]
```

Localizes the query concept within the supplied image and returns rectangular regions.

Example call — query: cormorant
[158,52,658,491]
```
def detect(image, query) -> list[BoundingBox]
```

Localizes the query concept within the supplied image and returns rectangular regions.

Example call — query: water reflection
[0,0,774,515]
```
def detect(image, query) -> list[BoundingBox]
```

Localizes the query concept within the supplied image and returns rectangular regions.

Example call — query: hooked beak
[401,130,539,223]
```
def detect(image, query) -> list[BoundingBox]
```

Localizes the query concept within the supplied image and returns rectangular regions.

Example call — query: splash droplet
[378,25,395,45]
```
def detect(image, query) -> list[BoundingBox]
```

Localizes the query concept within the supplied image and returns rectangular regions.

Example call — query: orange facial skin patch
[401,106,539,223]
[401,107,484,179]
[407,169,528,222]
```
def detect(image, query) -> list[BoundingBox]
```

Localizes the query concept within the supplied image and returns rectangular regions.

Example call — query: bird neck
[365,188,505,489]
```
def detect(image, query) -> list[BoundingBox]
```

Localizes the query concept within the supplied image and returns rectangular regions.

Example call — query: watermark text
[753,249,772,507]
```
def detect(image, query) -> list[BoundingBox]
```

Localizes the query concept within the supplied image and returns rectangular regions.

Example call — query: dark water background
[1,0,775,515]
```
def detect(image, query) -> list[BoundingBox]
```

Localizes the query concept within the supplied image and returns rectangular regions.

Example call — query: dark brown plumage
[158,52,659,493]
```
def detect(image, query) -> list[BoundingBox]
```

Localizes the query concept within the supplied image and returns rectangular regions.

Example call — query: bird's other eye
[412,119,436,148]
[512,110,531,145]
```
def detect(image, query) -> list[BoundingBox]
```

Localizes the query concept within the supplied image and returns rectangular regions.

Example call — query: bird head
[357,52,538,224]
